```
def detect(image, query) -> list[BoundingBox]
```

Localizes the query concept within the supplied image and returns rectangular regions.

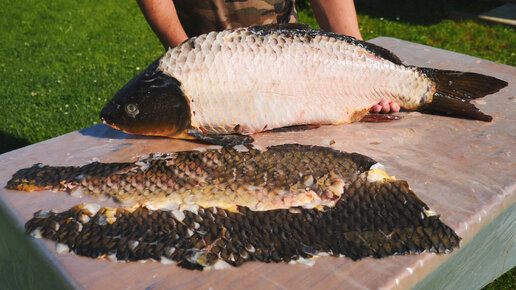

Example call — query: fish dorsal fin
[317,32,403,65]
[249,24,402,65]
[249,23,310,33]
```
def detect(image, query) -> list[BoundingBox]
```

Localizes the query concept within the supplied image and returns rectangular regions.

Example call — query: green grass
[484,267,516,290]
[299,0,515,65]
[0,0,514,287]
[0,0,163,153]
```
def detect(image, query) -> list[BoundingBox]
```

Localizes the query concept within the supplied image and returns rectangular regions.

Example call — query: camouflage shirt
[174,0,298,37]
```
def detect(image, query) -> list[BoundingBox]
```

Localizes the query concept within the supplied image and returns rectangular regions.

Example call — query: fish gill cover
[6,144,460,270]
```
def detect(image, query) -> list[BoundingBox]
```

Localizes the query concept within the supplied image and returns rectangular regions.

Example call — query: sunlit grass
[358,16,515,65]
[298,4,515,65]
[0,0,163,153]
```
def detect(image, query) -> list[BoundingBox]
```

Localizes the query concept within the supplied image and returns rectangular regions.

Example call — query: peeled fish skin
[6,144,377,211]
[25,176,460,269]
[8,144,461,268]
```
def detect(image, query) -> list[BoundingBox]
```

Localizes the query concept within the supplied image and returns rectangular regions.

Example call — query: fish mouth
[100,93,125,123]
[100,104,114,126]
[101,119,121,131]
[99,100,139,134]
[99,100,126,131]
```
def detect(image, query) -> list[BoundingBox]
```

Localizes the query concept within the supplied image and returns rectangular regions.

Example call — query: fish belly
[159,28,435,135]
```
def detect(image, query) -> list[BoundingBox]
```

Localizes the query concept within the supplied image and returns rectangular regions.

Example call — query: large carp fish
[7,144,460,269]
[100,24,507,145]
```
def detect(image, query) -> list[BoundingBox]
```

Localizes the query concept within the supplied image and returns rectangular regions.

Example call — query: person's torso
[174,0,297,36]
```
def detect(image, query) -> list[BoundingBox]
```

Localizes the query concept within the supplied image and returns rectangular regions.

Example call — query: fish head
[100,58,191,137]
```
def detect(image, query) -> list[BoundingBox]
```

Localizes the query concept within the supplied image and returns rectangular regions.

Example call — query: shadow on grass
[0,131,31,154]
[354,0,504,25]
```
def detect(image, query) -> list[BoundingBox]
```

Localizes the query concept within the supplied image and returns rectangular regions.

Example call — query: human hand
[371,99,400,114]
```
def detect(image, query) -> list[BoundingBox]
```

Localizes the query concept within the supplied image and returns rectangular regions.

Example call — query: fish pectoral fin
[267,124,321,133]
[187,129,254,146]
[359,113,403,123]
[171,129,198,140]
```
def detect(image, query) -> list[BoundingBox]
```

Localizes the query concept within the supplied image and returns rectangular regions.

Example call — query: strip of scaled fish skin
[25,175,460,270]
[6,144,377,211]
[9,144,461,268]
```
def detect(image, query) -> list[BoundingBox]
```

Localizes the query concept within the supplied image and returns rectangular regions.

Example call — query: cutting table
[0,37,514,289]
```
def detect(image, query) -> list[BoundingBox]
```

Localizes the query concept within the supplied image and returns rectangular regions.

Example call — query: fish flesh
[7,144,460,269]
[100,23,507,145]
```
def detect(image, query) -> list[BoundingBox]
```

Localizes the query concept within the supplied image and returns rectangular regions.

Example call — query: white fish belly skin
[159,28,435,135]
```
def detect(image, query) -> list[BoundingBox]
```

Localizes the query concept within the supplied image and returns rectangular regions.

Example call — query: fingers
[380,100,390,113]
[390,102,400,113]
[371,100,400,114]
[371,104,382,113]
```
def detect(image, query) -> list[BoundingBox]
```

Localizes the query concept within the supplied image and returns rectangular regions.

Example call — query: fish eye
[125,104,139,116]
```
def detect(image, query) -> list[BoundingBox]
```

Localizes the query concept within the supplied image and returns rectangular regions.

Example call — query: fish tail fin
[419,68,508,121]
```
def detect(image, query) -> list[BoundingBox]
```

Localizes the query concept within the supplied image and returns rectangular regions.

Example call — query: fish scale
[7,145,373,211]
[24,176,460,269]
[7,144,462,269]
[100,24,507,144]
[159,27,433,135]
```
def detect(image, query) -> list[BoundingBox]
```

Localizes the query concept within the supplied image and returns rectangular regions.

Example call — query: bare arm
[136,0,188,49]
[310,0,363,40]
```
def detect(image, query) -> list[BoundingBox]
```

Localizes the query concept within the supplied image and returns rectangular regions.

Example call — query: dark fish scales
[7,144,378,211]
[25,176,459,270]
[7,144,460,269]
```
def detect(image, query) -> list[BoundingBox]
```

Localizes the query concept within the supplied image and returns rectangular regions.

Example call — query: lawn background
[0,0,514,288]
